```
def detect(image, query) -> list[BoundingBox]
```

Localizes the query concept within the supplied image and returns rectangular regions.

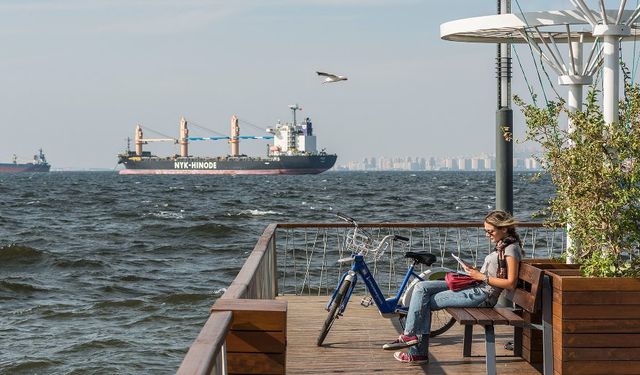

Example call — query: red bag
[445,272,482,292]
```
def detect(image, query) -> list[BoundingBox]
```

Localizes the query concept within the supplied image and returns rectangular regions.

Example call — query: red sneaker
[382,334,419,350]
[393,351,429,365]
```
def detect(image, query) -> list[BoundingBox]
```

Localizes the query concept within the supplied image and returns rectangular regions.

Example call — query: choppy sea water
[0,171,554,374]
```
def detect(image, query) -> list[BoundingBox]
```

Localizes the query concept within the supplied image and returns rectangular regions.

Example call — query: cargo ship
[117,105,337,175]
[0,149,50,173]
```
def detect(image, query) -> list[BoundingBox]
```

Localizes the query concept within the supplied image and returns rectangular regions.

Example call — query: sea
[0,171,554,374]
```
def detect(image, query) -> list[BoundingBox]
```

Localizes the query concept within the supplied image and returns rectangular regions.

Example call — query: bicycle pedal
[360,296,373,307]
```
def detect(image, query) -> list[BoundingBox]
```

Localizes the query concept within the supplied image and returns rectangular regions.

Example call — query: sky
[0,0,628,170]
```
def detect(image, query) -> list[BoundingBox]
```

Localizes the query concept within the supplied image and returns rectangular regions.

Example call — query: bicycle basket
[345,229,375,254]
[344,228,398,262]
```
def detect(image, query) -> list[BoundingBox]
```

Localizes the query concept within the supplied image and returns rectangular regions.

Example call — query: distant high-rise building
[484,157,495,170]
[445,158,459,170]
[428,157,436,170]
[471,158,485,171]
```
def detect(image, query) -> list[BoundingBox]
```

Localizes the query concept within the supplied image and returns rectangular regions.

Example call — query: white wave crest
[239,209,282,216]
[144,211,184,219]
[213,288,227,297]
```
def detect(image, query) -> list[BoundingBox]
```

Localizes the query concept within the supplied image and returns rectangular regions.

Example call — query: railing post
[213,343,227,375]
[271,228,278,298]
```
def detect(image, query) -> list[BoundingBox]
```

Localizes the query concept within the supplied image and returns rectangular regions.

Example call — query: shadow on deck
[281,295,542,375]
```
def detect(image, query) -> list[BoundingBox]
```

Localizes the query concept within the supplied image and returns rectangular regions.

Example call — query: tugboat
[117,105,337,175]
[0,149,51,173]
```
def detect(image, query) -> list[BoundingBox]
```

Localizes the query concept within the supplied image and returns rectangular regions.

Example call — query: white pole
[593,23,629,125]
[602,34,619,124]
[561,40,589,264]
[567,41,585,121]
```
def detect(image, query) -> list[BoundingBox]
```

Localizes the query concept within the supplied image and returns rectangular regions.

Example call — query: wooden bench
[446,262,552,375]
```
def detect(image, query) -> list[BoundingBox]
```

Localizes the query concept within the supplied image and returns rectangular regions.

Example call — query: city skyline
[336,153,541,172]
[337,142,542,171]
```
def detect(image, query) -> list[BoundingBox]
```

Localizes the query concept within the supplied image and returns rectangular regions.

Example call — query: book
[452,254,473,269]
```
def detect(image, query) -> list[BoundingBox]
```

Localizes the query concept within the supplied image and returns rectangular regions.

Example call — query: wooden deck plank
[280,295,542,374]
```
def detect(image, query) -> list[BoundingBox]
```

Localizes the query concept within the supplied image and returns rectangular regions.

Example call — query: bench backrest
[510,262,544,313]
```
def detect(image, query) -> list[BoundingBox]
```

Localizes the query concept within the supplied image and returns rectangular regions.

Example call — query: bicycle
[317,213,456,346]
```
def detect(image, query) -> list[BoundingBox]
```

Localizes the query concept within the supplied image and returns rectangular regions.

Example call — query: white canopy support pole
[518,30,564,75]
[548,33,569,73]
[616,0,628,24]
[582,36,601,75]
[625,5,640,25]
[567,25,578,75]
[558,39,590,264]
[566,42,586,125]
[533,27,568,74]
[571,0,599,26]
[599,0,610,24]
[587,54,605,77]
[584,45,605,76]
[602,33,620,124]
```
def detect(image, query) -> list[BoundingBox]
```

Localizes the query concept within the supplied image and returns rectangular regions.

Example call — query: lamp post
[496,0,514,214]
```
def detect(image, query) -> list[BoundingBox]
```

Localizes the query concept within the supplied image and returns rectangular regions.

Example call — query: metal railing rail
[276,222,564,297]
[176,221,565,374]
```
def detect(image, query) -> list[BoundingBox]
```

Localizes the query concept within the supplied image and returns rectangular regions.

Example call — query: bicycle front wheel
[317,279,351,346]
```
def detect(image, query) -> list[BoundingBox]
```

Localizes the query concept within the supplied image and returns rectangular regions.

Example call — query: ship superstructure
[267,104,317,156]
[117,105,337,175]
[0,149,51,173]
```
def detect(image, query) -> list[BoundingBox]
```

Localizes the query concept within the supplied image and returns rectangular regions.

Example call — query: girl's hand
[463,265,485,281]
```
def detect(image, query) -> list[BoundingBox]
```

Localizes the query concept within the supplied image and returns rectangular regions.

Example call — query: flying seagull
[316,71,348,83]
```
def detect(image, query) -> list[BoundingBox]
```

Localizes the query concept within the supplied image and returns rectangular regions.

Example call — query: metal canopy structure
[441,7,640,125]
[442,10,597,43]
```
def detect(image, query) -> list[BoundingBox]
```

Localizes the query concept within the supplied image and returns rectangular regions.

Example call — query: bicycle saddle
[405,251,436,266]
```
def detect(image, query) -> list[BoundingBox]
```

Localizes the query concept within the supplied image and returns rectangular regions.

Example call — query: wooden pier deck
[281,296,542,375]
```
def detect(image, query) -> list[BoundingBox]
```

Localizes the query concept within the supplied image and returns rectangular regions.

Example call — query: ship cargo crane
[132,116,272,157]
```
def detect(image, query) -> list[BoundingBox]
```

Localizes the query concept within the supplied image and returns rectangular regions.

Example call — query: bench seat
[445,262,552,375]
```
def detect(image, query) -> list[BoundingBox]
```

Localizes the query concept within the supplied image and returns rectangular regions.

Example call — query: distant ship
[0,149,51,173]
[117,105,337,175]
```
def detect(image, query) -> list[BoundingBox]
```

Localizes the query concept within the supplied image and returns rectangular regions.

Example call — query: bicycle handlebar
[394,235,410,242]
[336,213,357,225]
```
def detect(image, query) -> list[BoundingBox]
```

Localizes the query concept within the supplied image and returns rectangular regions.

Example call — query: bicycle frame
[326,254,424,318]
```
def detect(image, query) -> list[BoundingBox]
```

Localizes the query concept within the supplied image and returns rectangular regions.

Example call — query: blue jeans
[404,280,489,356]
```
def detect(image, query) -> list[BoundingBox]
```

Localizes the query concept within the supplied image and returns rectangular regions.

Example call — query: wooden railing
[177,224,283,375]
[176,221,565,375]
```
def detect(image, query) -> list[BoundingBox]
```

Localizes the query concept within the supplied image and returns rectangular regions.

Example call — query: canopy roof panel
[441,9,640,43]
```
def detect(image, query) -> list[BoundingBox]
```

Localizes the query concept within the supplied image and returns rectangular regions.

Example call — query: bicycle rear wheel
[317,279,351,346]
[399,268,456,337]
[430,309,456,337]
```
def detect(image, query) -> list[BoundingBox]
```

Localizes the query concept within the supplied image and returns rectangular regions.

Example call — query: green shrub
[515,67,640,277]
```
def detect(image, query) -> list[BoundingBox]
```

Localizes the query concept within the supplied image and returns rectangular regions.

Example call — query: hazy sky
[0,0,626,169]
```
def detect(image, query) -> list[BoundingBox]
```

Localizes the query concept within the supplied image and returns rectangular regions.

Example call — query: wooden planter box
[519,260,581,369]
[538,266,640,375]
